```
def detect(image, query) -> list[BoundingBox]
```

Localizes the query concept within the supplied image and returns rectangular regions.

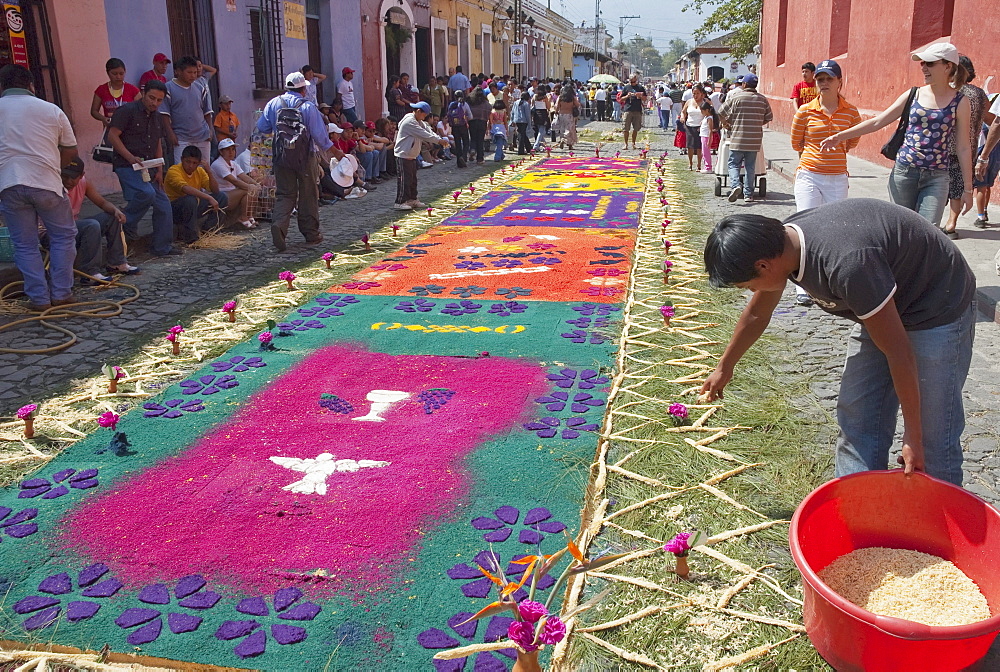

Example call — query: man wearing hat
[139,53,170,89]
[393,101,449,210]
[718,73,772,203]
[337,66,358,124]
[256,71,336,251]
[213,95,239,143]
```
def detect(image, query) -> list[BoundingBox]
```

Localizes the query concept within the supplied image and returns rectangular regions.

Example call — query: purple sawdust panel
[444,191,642,229]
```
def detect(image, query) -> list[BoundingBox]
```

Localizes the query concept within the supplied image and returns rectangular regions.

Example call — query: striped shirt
[718,89,773,151]
[790,96,862,175]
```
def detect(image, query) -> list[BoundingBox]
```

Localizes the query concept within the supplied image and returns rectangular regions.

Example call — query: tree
[682,0,762,60]
[663,38,691,68]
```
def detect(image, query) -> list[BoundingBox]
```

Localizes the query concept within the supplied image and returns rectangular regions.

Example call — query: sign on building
[284,1,306,40]
[3,2,28,66]
[510,43,526,64]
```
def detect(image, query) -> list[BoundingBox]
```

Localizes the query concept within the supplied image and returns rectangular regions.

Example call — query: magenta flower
[668,402,688,421]
[258,332,273,345]
[106,366,125,380]
[516,600,547,624]
[221,301,237,313]
[664,531,693,556]
[97,411,120,431]
[452,191,461,201]
[322,252,335,261]
[506,620,538,652]
[663,260,674,270]
[278,271,296,282]
[16,404,37,420]
[660,305,675,318]
[538,616,566,645]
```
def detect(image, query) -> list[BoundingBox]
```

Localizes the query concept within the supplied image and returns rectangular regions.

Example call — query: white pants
[173,140,212,164]
[794,168,849,212]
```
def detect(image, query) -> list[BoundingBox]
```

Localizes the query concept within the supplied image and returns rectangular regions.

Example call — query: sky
[558,0,721,50]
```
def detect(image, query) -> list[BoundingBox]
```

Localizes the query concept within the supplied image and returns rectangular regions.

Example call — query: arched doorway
[707,65,724,82]
[378,0,417,114]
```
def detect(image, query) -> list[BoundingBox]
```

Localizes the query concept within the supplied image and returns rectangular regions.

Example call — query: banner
[510,43,525,65]
[283,1,306,40]
[4,2,28,66]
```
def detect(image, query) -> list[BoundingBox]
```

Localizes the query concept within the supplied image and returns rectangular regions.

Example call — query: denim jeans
[888,162,950,224]
[835,302,976,486]
[114,166,173,255]
[171,192,228,244]
[493,134,506,161]
[343,107,359,124]
[658,109,670,128]
[0,185,76,305]
[76,212,126,276]
[357,150,376,180]
[728,149,757,193]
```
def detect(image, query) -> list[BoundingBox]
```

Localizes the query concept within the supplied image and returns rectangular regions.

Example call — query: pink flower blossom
[258,332,273,345]
[668,402,688,420]
[507,620,539,652]
[663,260,673,270]
[97,411,120,431]
[221,301,237,313]
[322,252,335,261]
[16,404,37,420]
[111,366,125,380]
[660,305,675,318]
[168,325,184,335]
[664,531,692,556]
[516,600,548,623]
[278,271,296,282]
[538,616,567,645]
[452,191,461,201]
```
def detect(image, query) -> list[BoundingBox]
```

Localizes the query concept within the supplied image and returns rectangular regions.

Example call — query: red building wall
[759,0,1000,165]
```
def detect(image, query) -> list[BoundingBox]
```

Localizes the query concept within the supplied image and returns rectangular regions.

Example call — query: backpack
[447,101,469,127]
[273,96,311,171]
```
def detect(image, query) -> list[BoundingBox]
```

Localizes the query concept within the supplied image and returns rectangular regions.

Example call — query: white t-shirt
[700,115,713,138]
[304,80,318,105]
[682,90,693,102]
[0,91,77,196]
[710,91,723,108]
[338,79,356,108]
[210,156,244,193]
[594,88,607,102]
[235,149,252,174]
[656,96,672,111]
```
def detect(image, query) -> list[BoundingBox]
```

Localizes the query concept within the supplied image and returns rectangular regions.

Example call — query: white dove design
[269,452,390,495]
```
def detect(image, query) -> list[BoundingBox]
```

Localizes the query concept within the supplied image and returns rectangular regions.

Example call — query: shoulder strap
[896,87,918,132]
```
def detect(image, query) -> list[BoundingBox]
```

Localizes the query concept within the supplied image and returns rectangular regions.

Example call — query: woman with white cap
[821,42,972,225]
[209,138,261,228]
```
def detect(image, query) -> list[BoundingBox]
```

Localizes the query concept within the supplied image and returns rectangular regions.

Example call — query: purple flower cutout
[14,563,121,631]
[487,301,528,317]
[420,614,518,671]
[454,260,486,270]
[446,550,555,602]
[546,368,610,390]
[528,256,562,266]
[491,258,524,268]
[395,298,437,313]
[470,505,567,544]
[566,314,614,329]
[115,574,221,645]
[409,284,447,296]
[319,394,354,414]
[180,374,239,396]
[143,399,205,418]
[314,294,360,307]
[495,287,533,299]
[341,281,381,291]
[210,356,267,373]
[297,306,348,318]
[502,236,525,242]
[580,286,622,297]
[451,286,487,299]
[561,329,610,345]
[527,243,557,250]
[276,319,326,332]
[19,468,99,499]
[441,301,482,316]
[523,416,600,440]
[535,391,605,414]
[571,303,622,317]
[216,587,321,658]
[0,506,39,541]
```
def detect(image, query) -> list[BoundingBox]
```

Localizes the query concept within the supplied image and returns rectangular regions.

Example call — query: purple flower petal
[115,608,161,628]
[14,595,60,614]
[473,652,508,672]
[524,508,552,525]
[20,478,49,489]
[494,506,519,525]
[519,529,544,545]
[561,429,580,439]
[38,572,73,595]
[66,601,101,622]
[460,577,493,598]
[178,591,221,610]
[237,597,269,616]
[17,487,47,499]
[52,469,76,482]
[536,428,558,438]
[77,563,108,587]
[540,417,560,427]
[215,620,261,640]
[417,627,459,649]
[273,586,303,612]
[81,578,122,598]
[271,623,307,645]
[523,422,550,431]
[69,479,99,490]
[174,574,206,599]
[482,528,512,543]
[1,508,37,527]
[471,517,504,531]
[474,550,501,570]
[447,563,482,580]
[168,612,203,634]
[484,615,516,643]
[41,485,70,498]
[23,606,61,630]
[5,523,37,538]
[536,521,567,534]
[138,584,170,605]
[127,619,163,645]
[277,602,320,621]
[0,506,9,521]
[234,630,267,658]
[532,574,556,590]
[448,612,478,640]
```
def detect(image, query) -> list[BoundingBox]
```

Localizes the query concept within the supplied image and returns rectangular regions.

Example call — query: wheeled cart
[713,130,767,198]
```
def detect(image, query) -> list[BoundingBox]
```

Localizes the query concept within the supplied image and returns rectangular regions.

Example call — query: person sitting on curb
[210,138,260,228]
[164,144,228,245]
[700,199,976,486]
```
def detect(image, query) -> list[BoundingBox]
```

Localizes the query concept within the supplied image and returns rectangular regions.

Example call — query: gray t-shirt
[784,198,974,330]
[161,80,212,142]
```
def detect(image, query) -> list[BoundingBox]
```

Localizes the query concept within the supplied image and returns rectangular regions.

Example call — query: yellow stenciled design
[591,195,611,220]
[370,323,526,334]
[484,194,521,217]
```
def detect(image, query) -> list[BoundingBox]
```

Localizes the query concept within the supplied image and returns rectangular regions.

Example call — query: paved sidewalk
[760,127,1000,322]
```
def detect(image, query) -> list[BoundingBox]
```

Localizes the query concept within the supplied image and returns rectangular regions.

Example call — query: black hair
[181,145,203,160]
[959,54,975,83]
[301,64,314,74]
[455,65,463,72]
[0,64,33,90]
[175,55,199,71]
[802,62,816,71]
[143,79,168,94]
[704,214,787,287]
[400,72,410,79]
[520,92,530,101]
[492,99,506,110]
[106,58,126,73]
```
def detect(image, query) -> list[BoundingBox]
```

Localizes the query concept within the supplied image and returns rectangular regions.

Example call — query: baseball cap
[153,53,171,64]
[735,75,744,83]
[327,122,344,134]
[318,102,332,110]
[285,71,308,89]
[342,66,355,75]
[814,59,842,78]
[742,74,759,88]
[218,138,236,150]
[410,101,432,113]
[911,42,959,64]
[341,122,354,129]
[364,121,376,129]
[219,95,233,104]
[61,157,86,178]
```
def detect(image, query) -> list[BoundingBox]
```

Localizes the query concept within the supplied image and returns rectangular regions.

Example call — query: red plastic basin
[790,471,1000,671]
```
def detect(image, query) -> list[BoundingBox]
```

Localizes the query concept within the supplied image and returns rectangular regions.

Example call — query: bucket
[790,471,1000,671]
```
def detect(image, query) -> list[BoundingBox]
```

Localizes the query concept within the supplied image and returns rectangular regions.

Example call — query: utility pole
[618,15,639,44]
[593,0,600,79]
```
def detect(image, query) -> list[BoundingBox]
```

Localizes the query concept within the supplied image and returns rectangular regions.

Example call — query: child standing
[490,100,508,161]
[699,100,717,173]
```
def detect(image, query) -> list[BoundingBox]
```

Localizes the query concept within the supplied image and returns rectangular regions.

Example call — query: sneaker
[408,200,428,208]
[744,194,754,203]
[795,293,813,306]
[107,264,141,275]
[362,183,377,191]
[727,187,743,202]
[393,202,413,210]
[974,217,988,229]
[80,272,112,286]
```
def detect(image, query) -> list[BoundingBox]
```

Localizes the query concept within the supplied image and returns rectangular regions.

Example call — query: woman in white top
[209,139,261,228]
[679,85,707,170]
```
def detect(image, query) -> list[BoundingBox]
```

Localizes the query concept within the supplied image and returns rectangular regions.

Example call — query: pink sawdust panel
[60,344,548,595]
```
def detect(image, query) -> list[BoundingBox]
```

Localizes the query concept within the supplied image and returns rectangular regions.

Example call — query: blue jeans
[114,167,174,255]
[0,185,76,305]
[728,149,757,193]
[835,302,976,486]
[343,107,359,124]
[493,134,506,161]
[888,162,950,224]
[357,150,376,180]
[658,109,670,128]
[170,192,228,244]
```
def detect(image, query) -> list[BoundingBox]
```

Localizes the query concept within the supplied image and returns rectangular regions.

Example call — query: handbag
[92,131,116,164]
[880,87,918,161]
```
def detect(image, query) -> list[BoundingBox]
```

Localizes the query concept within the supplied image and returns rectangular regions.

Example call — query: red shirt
[791,80,818,108]
[138,69,167,90]
[335,138,357,153]
[94,82,140,119]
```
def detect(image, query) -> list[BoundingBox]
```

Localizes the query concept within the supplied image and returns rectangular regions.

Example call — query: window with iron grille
[249,0,284,93]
